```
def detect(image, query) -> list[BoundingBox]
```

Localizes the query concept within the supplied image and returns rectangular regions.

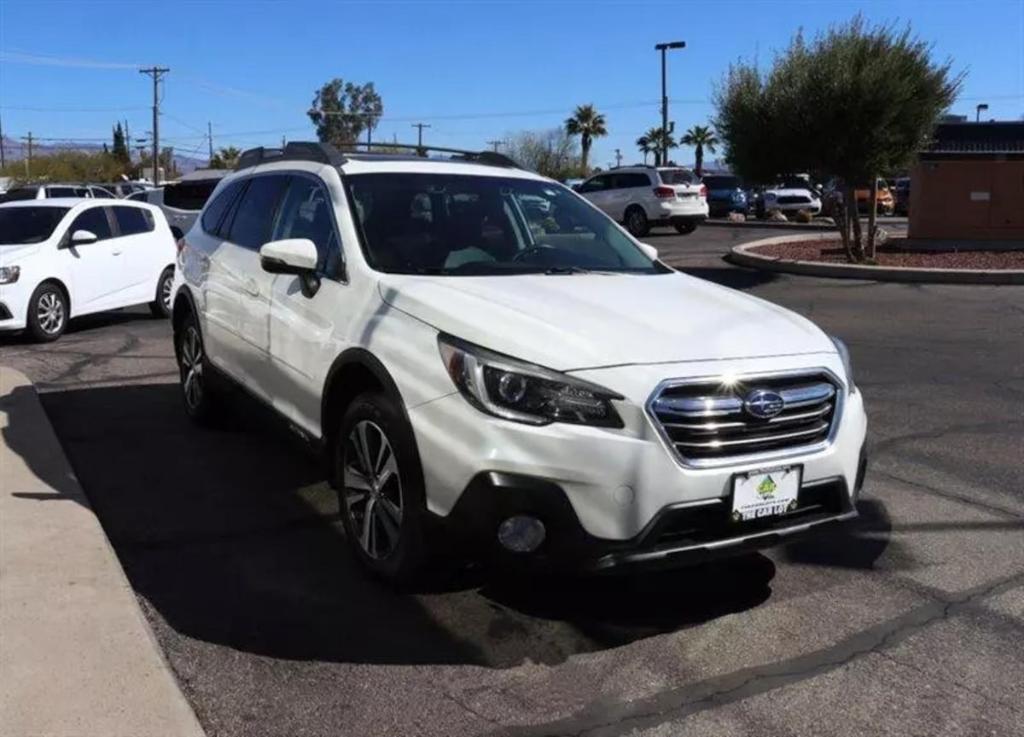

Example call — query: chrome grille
[649,373,840,465]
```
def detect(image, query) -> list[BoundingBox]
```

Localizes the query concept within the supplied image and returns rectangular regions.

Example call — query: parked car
[96,181,152,198]
[0,183,90,202]
[702,174,749,217]
[893,177,910,216]
[0,199,177,341]
[576,165,708,236]
[855,178,896,216]
[133,169,230,239]
[756,184,822,218]
[171,141,867,584]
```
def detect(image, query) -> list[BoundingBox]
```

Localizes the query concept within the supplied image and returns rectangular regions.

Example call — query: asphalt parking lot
[3,222,1022,737]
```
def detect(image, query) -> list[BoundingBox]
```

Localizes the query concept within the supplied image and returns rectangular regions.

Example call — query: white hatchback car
[172,143,866,584]
[576,166,708,237]
[0,199,177,341]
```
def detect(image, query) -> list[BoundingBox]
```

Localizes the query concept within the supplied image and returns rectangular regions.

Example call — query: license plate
[731,466,802,522]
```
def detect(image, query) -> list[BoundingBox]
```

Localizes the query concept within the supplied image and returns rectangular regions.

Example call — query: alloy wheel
[627,209,646,235]
[343,420,403,560]
[160,274,173,313]
[37,292,65,335]
[180,326,204,410]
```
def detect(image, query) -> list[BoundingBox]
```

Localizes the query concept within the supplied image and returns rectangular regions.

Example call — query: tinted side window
[579,175,611,193]
[226,175,289,249]
[68,207,113,241]
[163,179,221,211]
[91,187,115,199]
[201,180,246,236]
[616,173,651,189]
[271,176,342,276]
[113,206,154,236]
[0,188,38,202]
[47,187,77,198]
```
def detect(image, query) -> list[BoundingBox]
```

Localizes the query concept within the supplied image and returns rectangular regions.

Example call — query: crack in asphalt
[870,468,1023,520]
[492,571,1024,737]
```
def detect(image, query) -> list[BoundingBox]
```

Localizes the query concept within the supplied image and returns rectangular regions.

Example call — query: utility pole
[411,122,430,153]
[614,148,623,167]
[21,132,33,178]
[207,121,214,163]
[486,139,505,152]
[655,41,686,166]
[124,118,132,161]
[0,114,5,168]
[139,66,170,184]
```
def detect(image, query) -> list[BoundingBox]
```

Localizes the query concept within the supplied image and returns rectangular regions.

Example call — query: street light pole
[655,41,685,166]
[975,103,989,122]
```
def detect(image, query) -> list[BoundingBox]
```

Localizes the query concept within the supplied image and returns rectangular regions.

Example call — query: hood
[0,243,40,263]
[378,272,835,372]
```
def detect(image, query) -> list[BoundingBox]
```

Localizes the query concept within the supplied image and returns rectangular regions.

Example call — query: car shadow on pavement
[0,306,157,346]
[39,382,779,669]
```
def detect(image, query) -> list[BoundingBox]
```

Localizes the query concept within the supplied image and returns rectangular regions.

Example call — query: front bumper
[409,353,867,559]
[438,453,865,571]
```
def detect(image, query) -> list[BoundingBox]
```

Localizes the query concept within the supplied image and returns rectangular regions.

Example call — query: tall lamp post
[655,40,686,165]
[975,103,989,122]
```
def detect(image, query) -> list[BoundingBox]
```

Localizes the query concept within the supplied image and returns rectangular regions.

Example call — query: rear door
[110,205,163,303]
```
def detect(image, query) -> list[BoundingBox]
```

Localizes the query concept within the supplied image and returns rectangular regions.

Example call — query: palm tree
[635,134,653,165]
[564,104,607,174]
[645,127,676,166]
[681,125,719,176]
[210,146,242,169]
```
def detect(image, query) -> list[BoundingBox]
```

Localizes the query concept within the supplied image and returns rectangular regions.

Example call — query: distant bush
[793,209,814,223]
[1,150,128,183]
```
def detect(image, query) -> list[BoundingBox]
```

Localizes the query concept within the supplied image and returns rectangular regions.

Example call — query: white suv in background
[0,199,176,341]
[576,166,708,237]
[172,142,866,584]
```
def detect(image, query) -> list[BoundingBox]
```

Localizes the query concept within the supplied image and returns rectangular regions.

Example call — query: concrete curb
[729,233,1024,285]
[704,219,838,232]
[0,366,206,737]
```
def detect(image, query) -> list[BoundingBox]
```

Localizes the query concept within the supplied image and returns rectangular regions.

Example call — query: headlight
[0,266,20,284]
[437,334,624,428]
[830,335,856,392]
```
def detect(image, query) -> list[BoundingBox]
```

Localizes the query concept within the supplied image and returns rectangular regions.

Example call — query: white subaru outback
[172,142,867,583]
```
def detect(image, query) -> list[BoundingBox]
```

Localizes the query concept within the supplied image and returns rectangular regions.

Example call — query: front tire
[624,206,650,237]
[335,392,429,585]
[175,312,222,425]
[26,282,68,342]
[149,267,174,318]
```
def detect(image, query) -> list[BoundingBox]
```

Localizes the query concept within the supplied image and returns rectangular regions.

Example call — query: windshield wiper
[543,265,591,275]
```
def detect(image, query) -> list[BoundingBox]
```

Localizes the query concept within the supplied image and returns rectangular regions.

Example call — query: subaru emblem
[744,389,785,419]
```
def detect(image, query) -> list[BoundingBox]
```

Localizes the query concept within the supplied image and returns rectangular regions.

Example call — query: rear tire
[175,311,223,426]
[26,282,68,343]
[624,206,650,237]
[674,221,697,235]
[335,391,430,587]
[149,267,174,318]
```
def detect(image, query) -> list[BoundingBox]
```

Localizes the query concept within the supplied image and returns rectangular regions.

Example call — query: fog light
[497,515,546,553]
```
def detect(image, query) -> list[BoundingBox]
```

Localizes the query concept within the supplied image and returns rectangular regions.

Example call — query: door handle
[243,279,260,297]
[112,249,123,256]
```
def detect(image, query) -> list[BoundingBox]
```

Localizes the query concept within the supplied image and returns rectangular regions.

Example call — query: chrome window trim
[645,367,846,470]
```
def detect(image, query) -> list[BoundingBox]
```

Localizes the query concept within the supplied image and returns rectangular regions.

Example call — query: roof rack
[235,141,521,171]
[235,141,346,171]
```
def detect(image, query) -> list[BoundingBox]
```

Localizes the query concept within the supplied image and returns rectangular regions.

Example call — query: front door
[62,206,124,314]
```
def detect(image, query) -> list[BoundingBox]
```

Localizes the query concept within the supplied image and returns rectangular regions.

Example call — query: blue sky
[1,0,1022,168]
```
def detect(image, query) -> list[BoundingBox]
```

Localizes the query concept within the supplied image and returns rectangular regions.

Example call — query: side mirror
[638,242,659,261]
[260,238,321,298]
[69,229,98,246]
[260,238,317,275]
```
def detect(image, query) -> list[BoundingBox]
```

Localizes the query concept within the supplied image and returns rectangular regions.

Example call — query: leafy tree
[681,125,718,176]
[308,78,384,150]
[209,146,242,169]
[504,128,583,180]
[1,150,126,182]
[635,134,653,165]
[564,104,607,174]
[111,123,130,166]
[644,127,676,166]
[714,16,962,262]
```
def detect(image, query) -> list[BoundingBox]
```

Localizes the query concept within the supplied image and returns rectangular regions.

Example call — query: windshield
[0,206,69,244]
[346,173,660,276]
